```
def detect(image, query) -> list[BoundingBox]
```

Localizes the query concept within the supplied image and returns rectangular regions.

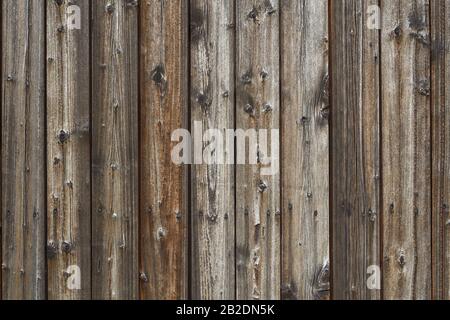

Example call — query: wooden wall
[0,0,448,300]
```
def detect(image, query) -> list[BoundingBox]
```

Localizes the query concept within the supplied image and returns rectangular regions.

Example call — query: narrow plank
[431,0,450,300]
[236,0,280,300]
[139,0,188,299]
[1,0,46,300]
[47,0,91,299]
[381,0,431,299]
[280,0,330,300]
[92,0,139,299]
[190,0,235,300]
[330,0,381,299]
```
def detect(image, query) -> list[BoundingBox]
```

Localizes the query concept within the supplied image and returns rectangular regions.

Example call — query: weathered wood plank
[280,0,330,300]
[92,0,139,300]
[381,0,431,300]
[330,0,381,300]
[47,0,91,300]
[236,0,280,300]
[139,0,188,300]
[1,0,46,300]
[431,0,450,300]
[190,0,235,300]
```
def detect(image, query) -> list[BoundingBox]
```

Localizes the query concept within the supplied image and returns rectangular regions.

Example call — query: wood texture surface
[140,0,188,300]
[381,0,431,300]
[330,0,381,300]
[47,0,91,300]
[431,0,450,300]
[190,0,235,300]
[281,0,330,300]
[1,0,46,300]
[236,0,280,300]
[0,0,448,301]
[91,0,139,300]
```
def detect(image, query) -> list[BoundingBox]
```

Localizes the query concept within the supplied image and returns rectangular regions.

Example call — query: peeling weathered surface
[381,0,431,299]
[190,0,235,300]
[330,0,381,300]
[140,0,188,300]
[431,0,450,300]
[92,0,139,300]
[281,0,329,300]
[47,0,91,300]
[1,0,46,300]
[236,0,280,300]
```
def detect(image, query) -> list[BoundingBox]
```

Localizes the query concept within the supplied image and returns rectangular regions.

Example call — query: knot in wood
[244,104,255,116]
[241,72,252,84]
[61,241,72,253]
[397,250,406,267]
[47,241,58,259]
[58,129,70,144]
[140,272,149,283]
[105,3,115,14]
[258,180,268,193]
[262,103,273,113]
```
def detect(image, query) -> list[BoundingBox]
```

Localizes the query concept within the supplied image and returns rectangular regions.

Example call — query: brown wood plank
[92,0,139,300]
[236,0,280,300]
[280,0,330,300]
[189,0,235,300]
[1,0,46,300]
[381,0,431,300]
[139,0,188,300]
[431,0,450,300]
[46,0,91,300]
[330,0,381,300]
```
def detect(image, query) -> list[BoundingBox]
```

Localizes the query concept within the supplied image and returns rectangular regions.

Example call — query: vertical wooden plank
[139,0,188,299]
[236,0,280,300]
[280,0,330,300]
[381,0,431,300]
[330,0,381,299]
[47,0,91,299]
[92,0,139,299]
[1,0,46,300]
[431,0,450,300]
[190,0,235,300]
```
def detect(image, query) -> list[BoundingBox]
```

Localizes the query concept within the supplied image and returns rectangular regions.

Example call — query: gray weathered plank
[92,0,139,300]
[139,0,188,300]
[236,0,280,300]
[431,0,450,300]
[381,0,431,300]
[1,0,46,300]
[281,0,330,300]
[47,0,91,300]
[190,0,235,300]
[330,0,381,300]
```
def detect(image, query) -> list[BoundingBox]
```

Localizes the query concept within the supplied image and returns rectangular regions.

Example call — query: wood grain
[92,0,139,300]
[190,0,235,300]
[431,0,450,300]
[281,0,330,300]
[1,0,46,300]
[139,0,188,300]
[381,0,431,300]
[236,0,280,300]
[47,0,91,300]
[330,0,381,300]
[0,0,446,301]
